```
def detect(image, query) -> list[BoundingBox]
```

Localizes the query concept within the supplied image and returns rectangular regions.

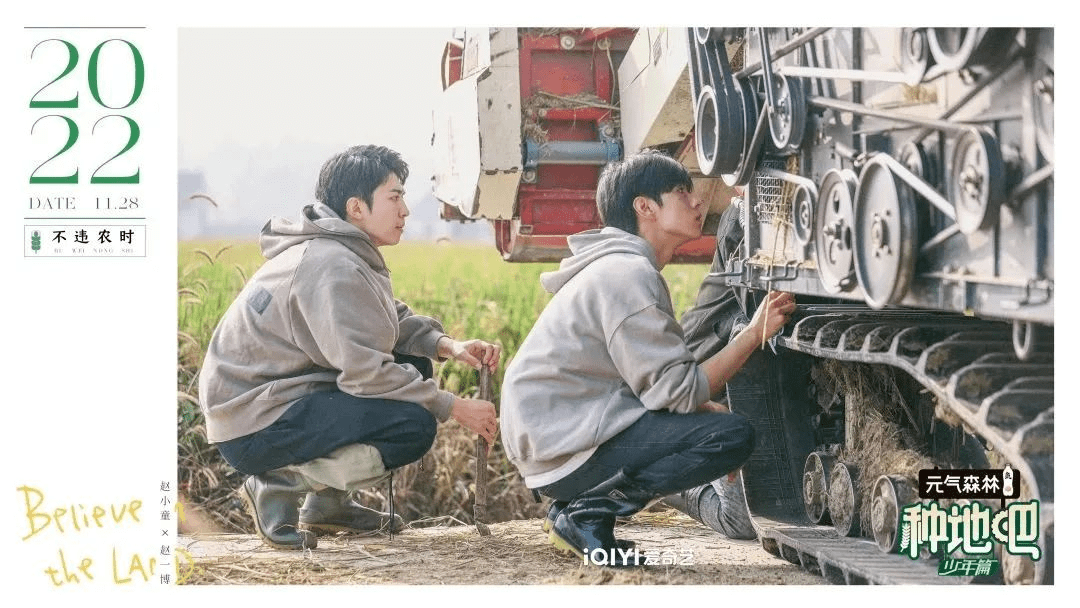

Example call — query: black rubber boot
[544,498,637,550]
[239,470,318,550]
[664,474,756,540]
[540,498,565,533]
[299,488,404,536]
[541,500,567,533]
[549,470,654,567]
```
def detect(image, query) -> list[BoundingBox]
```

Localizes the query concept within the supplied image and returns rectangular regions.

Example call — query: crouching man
[199,145,499,550]
[499,151,793,565]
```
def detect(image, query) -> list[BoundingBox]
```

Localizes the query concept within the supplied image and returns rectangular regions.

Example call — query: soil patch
[177,508,823,585]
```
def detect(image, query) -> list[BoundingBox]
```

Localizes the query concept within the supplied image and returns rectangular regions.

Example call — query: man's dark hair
[596,150,693,235]
[315,145,409,218]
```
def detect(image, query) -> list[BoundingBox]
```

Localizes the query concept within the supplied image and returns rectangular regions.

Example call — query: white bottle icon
[1003,465,1014,497]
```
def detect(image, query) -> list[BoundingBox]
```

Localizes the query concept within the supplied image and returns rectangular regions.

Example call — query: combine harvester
[432,27,1053,584]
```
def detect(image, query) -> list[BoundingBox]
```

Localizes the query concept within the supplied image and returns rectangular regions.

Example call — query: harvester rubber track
[726,307,1053,585]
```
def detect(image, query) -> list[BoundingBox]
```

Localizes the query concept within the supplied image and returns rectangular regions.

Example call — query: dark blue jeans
[535,410,755,501]
[215,354,438,475]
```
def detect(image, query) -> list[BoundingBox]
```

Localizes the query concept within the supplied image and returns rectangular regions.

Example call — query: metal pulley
[900,28,932,83]
[927,28,982,72]
[1032,32,1054,164]
[926,28,1018,75]
[766,73,807,155]
[813,169,859,294]
[791,182,815,247]
[899,141,940,193]
[687,28,759,184]
[949,127,1005,235]
[853,155,920,309]
[695,27,745,45]
[723,86,763,187]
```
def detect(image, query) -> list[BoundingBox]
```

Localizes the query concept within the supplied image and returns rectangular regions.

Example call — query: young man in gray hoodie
[199,145,499,550]
[499,150,794,564]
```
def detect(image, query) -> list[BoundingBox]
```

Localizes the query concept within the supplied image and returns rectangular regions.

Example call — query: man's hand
[451,397,498,445]
[749,291,796,343]
[439,337,501,373]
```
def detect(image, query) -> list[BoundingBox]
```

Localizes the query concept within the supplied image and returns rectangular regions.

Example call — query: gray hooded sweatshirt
[499,227,711,488]
[199,202,455,444]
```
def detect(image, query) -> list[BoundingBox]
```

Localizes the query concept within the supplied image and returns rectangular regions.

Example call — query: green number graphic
[90,115,140,184]
[29,39,79,109]
[28,38,144,184]
[88,39,145,109]
[29,115,79,184]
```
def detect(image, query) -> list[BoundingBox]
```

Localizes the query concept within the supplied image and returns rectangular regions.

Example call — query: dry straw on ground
[178,508,824,585]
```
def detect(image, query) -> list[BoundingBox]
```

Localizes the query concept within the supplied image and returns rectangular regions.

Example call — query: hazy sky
[178,28,455,237]
[176,21,1069,241]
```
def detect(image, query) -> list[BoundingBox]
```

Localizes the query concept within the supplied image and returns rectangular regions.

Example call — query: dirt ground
[176,508,823,586]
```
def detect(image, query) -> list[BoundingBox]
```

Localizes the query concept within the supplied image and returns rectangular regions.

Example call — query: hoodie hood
[259,202,388,275]
[540,227,658,294]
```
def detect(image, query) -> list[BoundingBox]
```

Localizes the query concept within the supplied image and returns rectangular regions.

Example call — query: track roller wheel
[827,462,860,537]
[870,475,918,553]
[803,452,835,524]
